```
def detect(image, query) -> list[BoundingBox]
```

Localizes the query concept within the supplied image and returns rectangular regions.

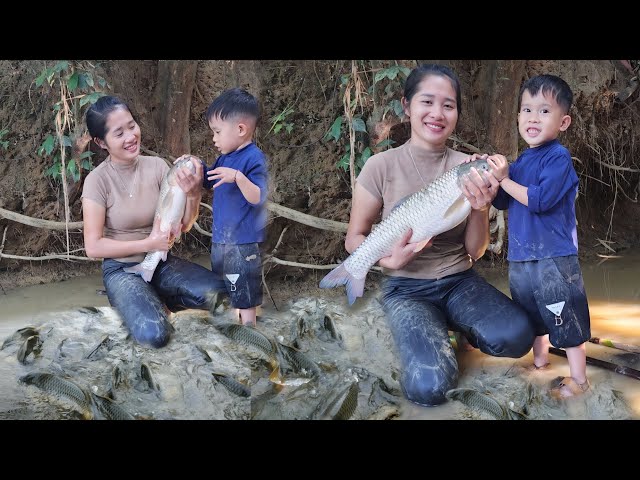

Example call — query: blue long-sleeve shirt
[202,143,268,244]
[492,139,579,261]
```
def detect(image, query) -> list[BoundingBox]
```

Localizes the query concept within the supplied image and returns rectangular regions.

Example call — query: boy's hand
[174,156,203,198]
[208,166,239,189]
[486,154,509,183]
[462,153,489,163]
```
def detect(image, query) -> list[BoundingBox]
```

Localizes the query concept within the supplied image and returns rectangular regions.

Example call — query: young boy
[201,88,268,327]
[488,74,591,399]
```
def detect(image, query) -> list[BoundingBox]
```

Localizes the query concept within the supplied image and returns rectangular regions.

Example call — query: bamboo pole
[589,337,640,354]
[549,347,640,381]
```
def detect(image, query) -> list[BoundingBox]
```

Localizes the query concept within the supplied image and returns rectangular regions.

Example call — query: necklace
[110,158,139,198]
[408,144,448,188]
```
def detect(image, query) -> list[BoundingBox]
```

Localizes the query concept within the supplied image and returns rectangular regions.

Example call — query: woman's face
[99,107,141,162]
[404,74,458,149]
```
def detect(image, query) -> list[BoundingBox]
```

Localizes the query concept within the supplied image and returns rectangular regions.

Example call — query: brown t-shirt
[81,155,169,263]
[356,141,473,279]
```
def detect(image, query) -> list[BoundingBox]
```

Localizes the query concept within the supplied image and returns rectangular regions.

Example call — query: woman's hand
[378,228,432,270]
[145,217,172,252]
[174,155,204,198]
[461,160,500,210]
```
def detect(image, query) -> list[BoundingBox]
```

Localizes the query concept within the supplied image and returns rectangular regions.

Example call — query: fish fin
[443,194,468,219]
[319,263,364,305]
[123,264,155,282]
[413,237,432,253]
[160,251,168,262]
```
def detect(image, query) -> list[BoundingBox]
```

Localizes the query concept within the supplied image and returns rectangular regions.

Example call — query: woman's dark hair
[403,64,462,115]
[85,96,136,140]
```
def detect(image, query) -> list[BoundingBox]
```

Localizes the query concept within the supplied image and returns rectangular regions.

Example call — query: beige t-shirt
[82,155,169,263]
[356,141,473,279]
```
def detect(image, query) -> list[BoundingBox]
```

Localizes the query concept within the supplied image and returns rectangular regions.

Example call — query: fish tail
[319,263,364,305]
[123,264,155,282]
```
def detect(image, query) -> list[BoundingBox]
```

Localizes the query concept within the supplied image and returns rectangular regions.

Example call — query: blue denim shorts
[509,255,590,348]
[210,243,263,309]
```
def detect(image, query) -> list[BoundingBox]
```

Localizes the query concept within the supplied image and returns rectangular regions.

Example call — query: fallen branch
[0,252,98,262]
[268,256,382,272]
[449,135,482,154]
[0,207,83,231]
[192,222,212,237]
[549,346,640,381]
[266,202,347,233]
[595,158,640,173]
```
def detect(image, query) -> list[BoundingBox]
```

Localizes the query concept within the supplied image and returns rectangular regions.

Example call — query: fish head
[166,156,197,186]
[456,159,491,188]
[174,156,197,174]
[456,158,490,178]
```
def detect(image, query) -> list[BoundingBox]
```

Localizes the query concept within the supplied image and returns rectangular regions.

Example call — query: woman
[346,64,535,406]
[82,96,217,348]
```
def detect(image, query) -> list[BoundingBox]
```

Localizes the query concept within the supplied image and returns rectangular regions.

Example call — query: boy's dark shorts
[210,242,263,309]
[509,255,590,349]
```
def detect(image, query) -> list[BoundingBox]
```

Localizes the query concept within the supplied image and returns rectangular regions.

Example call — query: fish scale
[320,160,491,304]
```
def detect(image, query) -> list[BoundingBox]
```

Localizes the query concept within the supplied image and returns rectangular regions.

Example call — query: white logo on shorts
[226,274,240,291]
[546,301,565,326]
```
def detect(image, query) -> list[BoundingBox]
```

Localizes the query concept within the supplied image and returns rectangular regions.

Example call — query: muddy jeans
[381,268,535,406]
[102,254,220,348]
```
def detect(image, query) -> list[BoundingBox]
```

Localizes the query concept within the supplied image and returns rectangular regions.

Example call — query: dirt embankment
[1,60,639,293]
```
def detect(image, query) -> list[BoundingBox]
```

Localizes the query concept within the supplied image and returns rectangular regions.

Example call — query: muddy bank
[2,249,639,420]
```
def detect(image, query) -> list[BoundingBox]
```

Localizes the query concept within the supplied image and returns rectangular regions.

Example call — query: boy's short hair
[519,74,573,114]
[205,88,260,125]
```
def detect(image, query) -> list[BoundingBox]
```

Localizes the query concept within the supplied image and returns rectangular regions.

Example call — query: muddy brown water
[1,252,639,420]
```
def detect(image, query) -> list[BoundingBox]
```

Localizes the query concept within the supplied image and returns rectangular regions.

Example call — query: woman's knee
[478,311,535,357]
[402,370,457,406]
[131,322,172,348]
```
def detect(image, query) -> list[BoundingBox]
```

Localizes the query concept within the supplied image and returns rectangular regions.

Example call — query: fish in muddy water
[319,160,491,304]
[445,388,526,420]
[19,372,94,419]
[212,373,251,398]
[123,157,197,282]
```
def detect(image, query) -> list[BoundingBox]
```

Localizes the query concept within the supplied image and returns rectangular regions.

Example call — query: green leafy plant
[0,129,8,151]
[268,105,295,135]
[35,60,106,182]
[324,62,409,182]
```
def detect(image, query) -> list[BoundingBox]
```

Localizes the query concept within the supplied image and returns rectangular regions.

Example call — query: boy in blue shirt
[489,74,591,399]
[189,88,268,327]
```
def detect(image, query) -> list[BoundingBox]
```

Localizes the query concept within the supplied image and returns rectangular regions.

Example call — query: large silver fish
[320,159,490,304]
[124,157,196,282]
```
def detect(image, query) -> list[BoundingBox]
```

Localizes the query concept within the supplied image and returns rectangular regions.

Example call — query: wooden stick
[261,265,278,311]
[266,202,347,233]
[0,201,348,235]
[192,222,212,237]
[267,256,382,272]
[589,337,640,354]
[0,252,97,262]
[0,207,83,231]
[549,346,640,381]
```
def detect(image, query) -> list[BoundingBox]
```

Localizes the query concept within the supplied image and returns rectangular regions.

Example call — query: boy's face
[518,90,571,148]
[208,115,245,154]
